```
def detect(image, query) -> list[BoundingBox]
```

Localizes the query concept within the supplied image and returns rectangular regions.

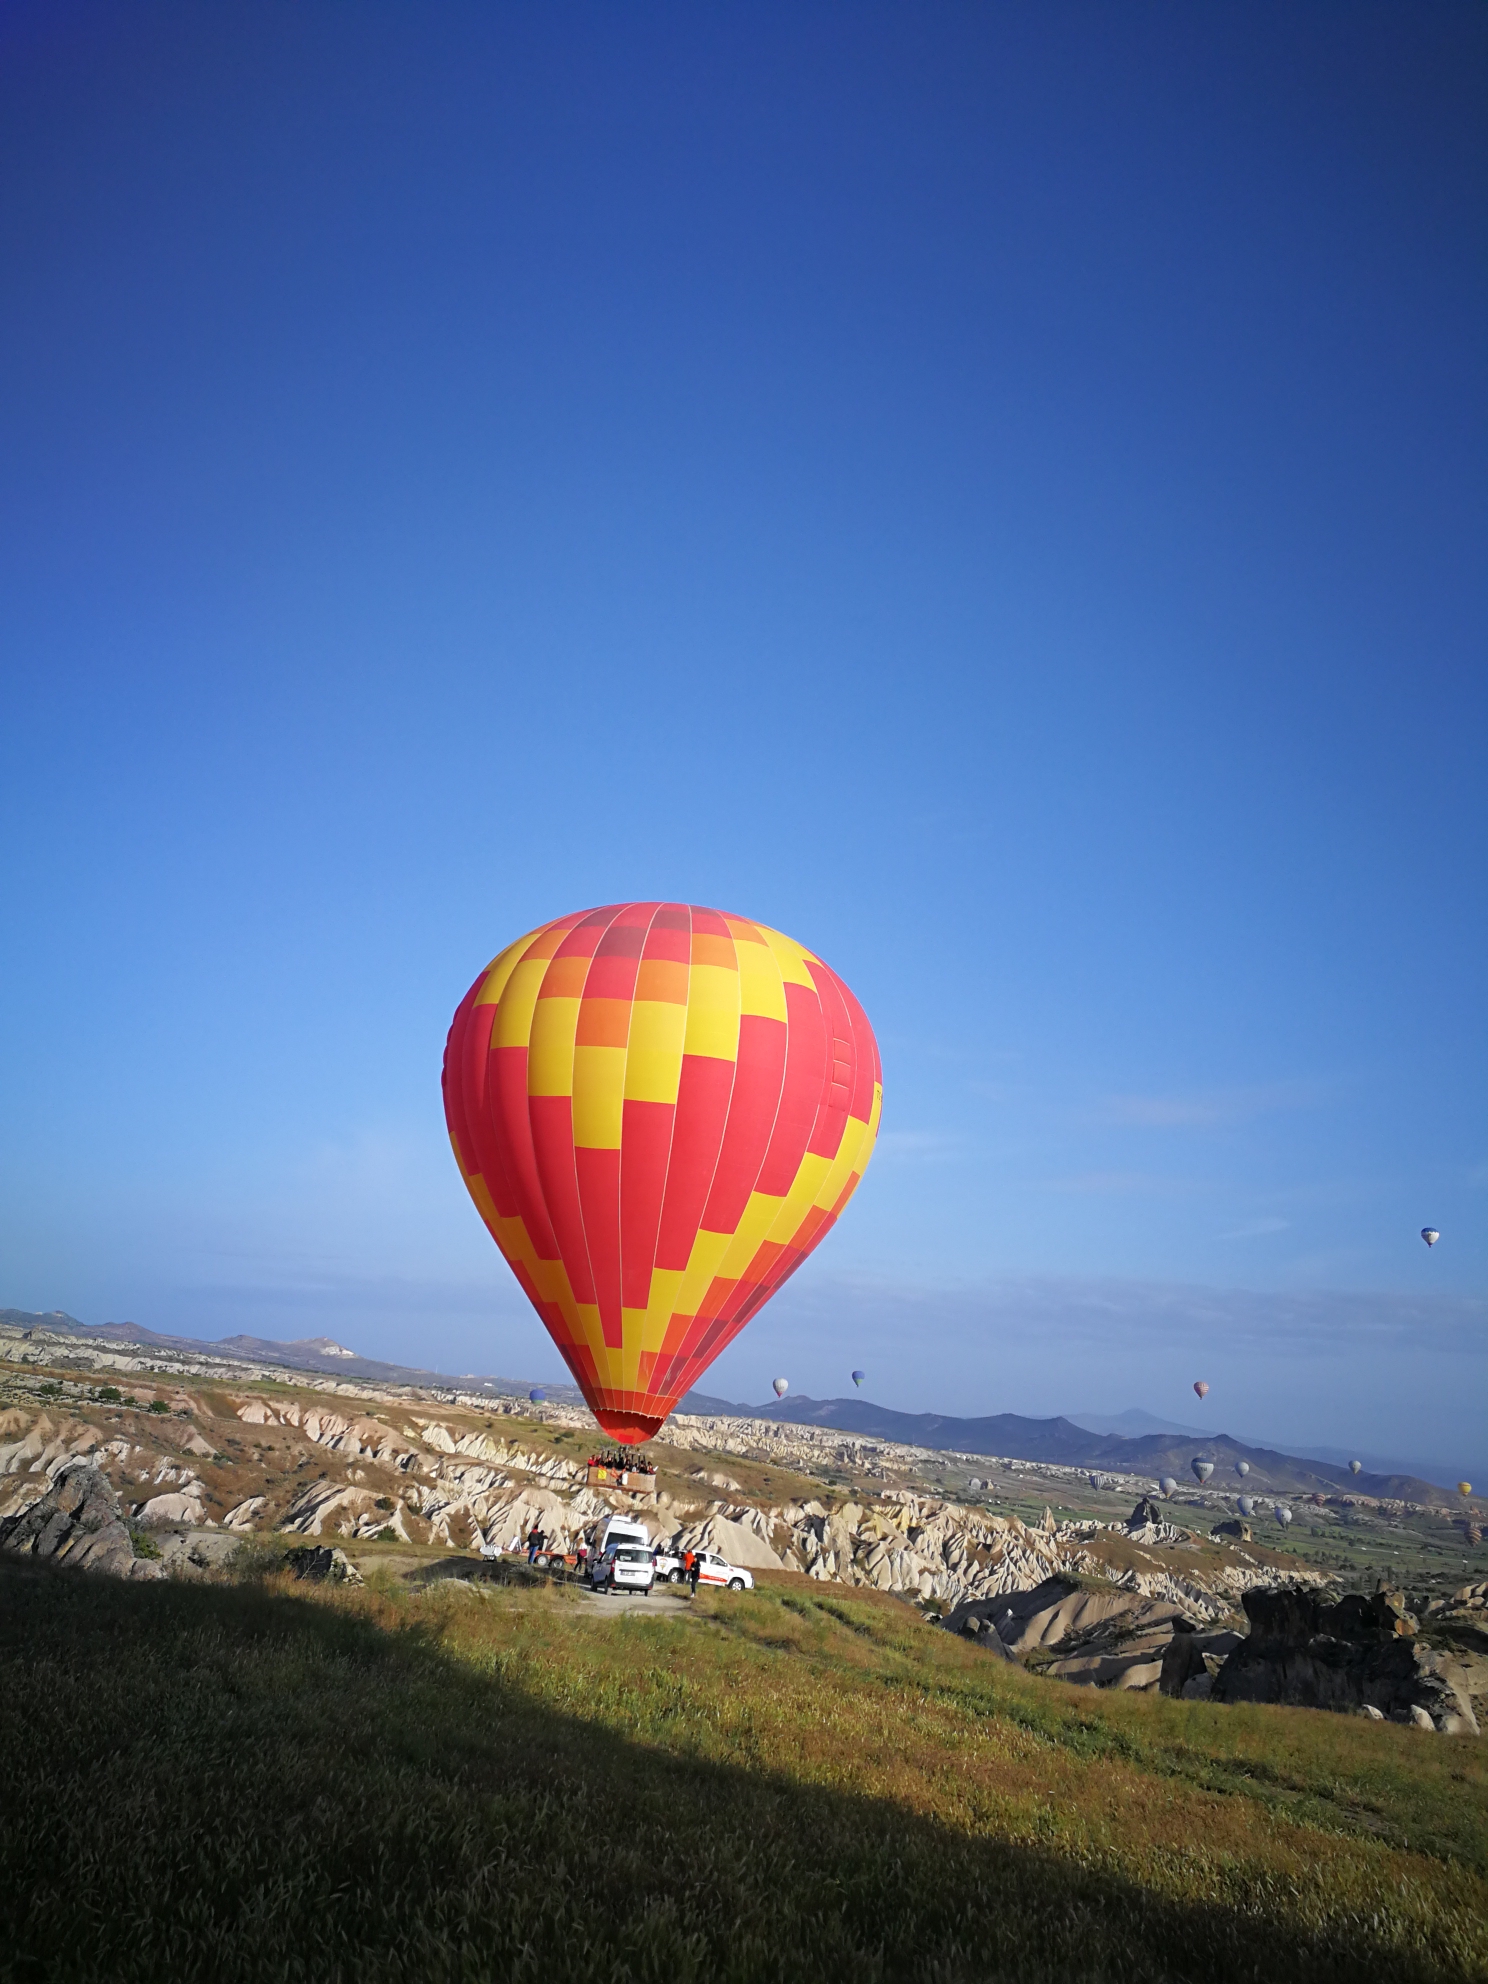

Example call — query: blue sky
[3,4,1484,1475]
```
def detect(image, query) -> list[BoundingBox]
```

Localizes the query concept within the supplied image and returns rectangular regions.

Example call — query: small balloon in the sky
[529,1388,546,1404]
[772,1377,790,1399]
[1349,1459,1362,1476]
[1421,1228,1440,1247]
[1234,1459,1250,1478]
[1459,1481,1474,1499]
[1159,1475,1178,1497]
[1274,1504,1293,1528]
[1192,1459,1215,1484]
[1193,1380,1210,1400]
[1237,1495,1255,1517]
[851,1370,866,1389]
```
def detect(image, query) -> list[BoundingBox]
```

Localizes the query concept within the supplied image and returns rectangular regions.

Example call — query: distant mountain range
[678,1390,1459,1505]
[3,1308,1464,1506]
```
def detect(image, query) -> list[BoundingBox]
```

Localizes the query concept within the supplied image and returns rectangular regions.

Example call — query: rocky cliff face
[1211,1585,1479,1734]
[0,1461,160,1578]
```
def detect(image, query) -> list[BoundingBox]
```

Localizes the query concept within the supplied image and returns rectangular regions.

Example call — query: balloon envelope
[1422,1228,1440,1246]
[529,1389,546,1404]
[1159,1476,1178,1496]
[1275,1505,1293,1526]
[1349,1460,1362,1475]
[1459,1482,1474,1498]
[443,903,881,1443]
[1237,1495,1254,1517]
[1193,1380,1209,1399]
[1234,1459,1250,1478]
[773,1377,790,1398]
[851,1370,865,1388]
[1088,1473,1100,1490]
[1192,1459,1215,1483]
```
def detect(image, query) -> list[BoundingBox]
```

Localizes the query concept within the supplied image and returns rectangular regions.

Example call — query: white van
[595,1515,652,1557]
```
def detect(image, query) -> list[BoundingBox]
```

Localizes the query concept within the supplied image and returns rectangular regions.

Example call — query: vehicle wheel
[670,1567,684,1584]
[728,1577,745,1591]
[534,1553,549,1569]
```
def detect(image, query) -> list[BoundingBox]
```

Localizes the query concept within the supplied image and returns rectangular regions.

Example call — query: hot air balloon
[1349,1460,1362,1476]
[1422,1228,1440,1247]
[443,903,881,1444]
[851,1370,866,1388]
[773,1377,790,1399]
[1159,1475,1178,1498]
[1192,1459,1215,1484]
[1234,1459,1250,1478]
[1088,1473,1100,1490]
[1193,1380,1210,1400]
[1459,1482,1474,1499]
[529,1388,546,1404]
[1237,1495,1255,1517]
[1274,1505,1293,1528]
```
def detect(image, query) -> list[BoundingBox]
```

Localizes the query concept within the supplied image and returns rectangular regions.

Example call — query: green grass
[1,1559,1485,1984]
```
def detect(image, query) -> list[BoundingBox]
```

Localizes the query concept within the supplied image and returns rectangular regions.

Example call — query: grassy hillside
[2,1559,1484,1983]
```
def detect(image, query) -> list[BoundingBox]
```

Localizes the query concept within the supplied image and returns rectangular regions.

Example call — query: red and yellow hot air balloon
[442,902,882,1445]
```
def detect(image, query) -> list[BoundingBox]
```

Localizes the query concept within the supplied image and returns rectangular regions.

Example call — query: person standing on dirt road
[687,1551,701,1596]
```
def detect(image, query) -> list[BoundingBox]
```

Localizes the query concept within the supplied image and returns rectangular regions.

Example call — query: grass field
[2,1558,1485,1984]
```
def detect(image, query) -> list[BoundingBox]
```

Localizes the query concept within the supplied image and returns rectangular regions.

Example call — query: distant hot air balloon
[1193,1380,1210,1400]
[1088,1473,1100,1490]
[1234,1459,1250,1479]
[851,1370,866,1389]
[529,1388,546,1404]
[1274,1505,1293,1528]
[773,1377,790,1399]
[1312,1492,1327,1507]
[1159,1475,1178,1497]
[1421,1228,1439,1247]
[1192,1459,1215,1484]
[1349,1460,1362,1476]
[1459,1482,1474,1499]
[1237,1495,1255,1517]
[443,903,881,1444]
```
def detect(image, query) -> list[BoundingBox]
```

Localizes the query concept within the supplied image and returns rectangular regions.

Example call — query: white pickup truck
[652,1546,754,1591]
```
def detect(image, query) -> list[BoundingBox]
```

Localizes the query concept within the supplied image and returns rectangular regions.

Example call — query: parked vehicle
[595,1515,652,1556]
[652,1546,686,1584]
[692,1550,753,1592]
[590,1543,655,1595]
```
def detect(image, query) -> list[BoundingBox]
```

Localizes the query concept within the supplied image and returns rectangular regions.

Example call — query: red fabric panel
[528,1094,593,1304]
[700,1013,787,1232]
[755,979,828,1195]
[620,1098,675,1312]
[490,1045,558,1256]
[440,983,480,1179]
[805,960,854,1161]
[575,1144,623,1347]
[654,1052,735,1271]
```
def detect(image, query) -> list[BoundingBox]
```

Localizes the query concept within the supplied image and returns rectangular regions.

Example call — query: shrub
[96,1386,122,1404]
[127,1527,162,1561]
[147,1401,169,1415]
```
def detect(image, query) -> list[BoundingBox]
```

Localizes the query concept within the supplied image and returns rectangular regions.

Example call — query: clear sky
[3,4,1484,1477]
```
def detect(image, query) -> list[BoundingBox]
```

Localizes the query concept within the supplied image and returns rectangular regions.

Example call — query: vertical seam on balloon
[713,918,794,1229]
[614,899,666,1353]
[641,901,692,1344]
[667,905,742,1266]
[534,903,624,1342]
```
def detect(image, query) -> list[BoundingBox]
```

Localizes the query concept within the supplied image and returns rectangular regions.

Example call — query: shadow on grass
[0,1558,1460,1984]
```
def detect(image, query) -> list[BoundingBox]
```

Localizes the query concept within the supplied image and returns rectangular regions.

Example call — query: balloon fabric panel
[443,902,882,1443]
